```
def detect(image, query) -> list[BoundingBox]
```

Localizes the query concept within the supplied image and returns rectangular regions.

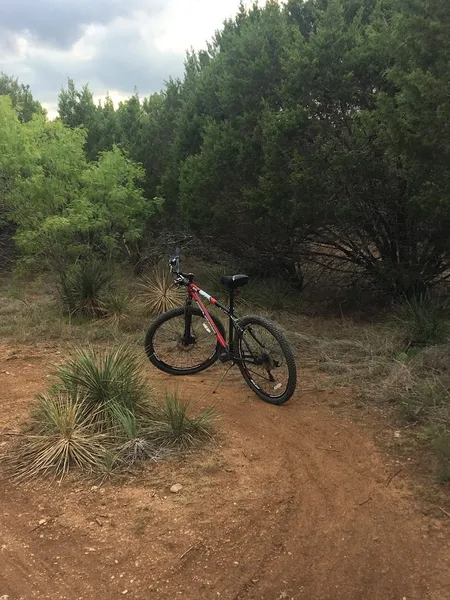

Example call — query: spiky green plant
[12,393,108,481]
[397,292,449,346]
[59,258,113,318]
[138,264,185,315]
[147,392,216,450]
[54,345,150,430]
[101,291,131,327]
[109,403,156,465]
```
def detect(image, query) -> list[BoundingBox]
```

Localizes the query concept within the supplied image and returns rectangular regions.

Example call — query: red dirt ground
[0,342,449,600]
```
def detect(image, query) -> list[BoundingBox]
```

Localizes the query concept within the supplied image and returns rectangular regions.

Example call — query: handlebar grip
[169,247,181,272]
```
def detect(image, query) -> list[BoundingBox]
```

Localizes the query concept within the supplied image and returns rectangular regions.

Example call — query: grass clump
[53,345,149,430]
[396,292,449,347]
[380,342,450,482]
[110,403,158,465]
[12,393,108,481]
[59,258,113,318]
[146,393,216,450]
[100,292,132,327]
[138,263,185,315]
[8,346,217,481]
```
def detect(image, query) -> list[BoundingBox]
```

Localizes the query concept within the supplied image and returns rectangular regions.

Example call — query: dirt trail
[0,343,449,600]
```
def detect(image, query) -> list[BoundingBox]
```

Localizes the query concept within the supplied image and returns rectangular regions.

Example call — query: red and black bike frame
[186,279,241,351]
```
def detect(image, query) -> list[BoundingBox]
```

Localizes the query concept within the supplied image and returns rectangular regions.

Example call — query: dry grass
[11,393,108,481]
[286,319,401,383]
[137,263,185,315]
[284,316,450,483]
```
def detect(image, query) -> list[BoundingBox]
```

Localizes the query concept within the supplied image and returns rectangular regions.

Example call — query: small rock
[38,519,46,526]
[170,483,183,494]
[0,595,10,600]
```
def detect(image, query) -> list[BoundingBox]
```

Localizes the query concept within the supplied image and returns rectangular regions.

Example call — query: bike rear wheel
[235,315,297,405]
[145,306,226,375]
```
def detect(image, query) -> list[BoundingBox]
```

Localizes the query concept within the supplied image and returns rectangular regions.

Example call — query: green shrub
[109,403,156,465]
[54,345,150,430]
[59,258,113,318]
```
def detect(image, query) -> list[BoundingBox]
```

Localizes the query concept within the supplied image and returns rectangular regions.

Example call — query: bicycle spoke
[152,313,218,370]
[238,322,290,398]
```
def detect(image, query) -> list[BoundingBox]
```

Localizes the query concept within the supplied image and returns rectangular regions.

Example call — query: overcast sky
[0,0,258,118]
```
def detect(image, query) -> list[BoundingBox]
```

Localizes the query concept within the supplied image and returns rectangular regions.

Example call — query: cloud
[0,0,164,48]
[0,0,252,117]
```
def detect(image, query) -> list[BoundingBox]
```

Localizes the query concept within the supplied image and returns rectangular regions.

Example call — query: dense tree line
[1,0,449,296]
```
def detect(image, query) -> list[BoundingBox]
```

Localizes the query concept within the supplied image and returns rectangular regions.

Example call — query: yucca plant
[12,392,108,481]
[147,392,216,450]
[110,403,156,465]
[138,263,185,315]
[101,291,131,327]
[397,292,449,346]
[59,258,113,318]
[54,345,150,431]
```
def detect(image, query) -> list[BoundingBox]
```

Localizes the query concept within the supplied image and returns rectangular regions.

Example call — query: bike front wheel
[145,306,226,375]
[235,315,297,405]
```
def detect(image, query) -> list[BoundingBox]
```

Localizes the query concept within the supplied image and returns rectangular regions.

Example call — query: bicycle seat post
[229,288,235,347]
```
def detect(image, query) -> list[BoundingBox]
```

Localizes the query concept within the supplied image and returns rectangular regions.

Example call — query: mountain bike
[144,249,297,405]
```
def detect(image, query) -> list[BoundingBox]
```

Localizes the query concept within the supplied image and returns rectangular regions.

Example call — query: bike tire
[235,315,297,405]
[145,306,226,375]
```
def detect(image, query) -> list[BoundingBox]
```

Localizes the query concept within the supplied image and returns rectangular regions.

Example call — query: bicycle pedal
[219,352,233,363]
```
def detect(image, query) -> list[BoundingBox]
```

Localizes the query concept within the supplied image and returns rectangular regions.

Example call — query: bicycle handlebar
[169,247,181,274]
[169,247,194,286]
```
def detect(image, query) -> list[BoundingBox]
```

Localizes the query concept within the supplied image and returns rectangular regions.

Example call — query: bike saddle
[220,274,249,290]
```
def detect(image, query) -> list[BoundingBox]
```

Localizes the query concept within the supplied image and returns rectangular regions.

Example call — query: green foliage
[3,0,450,298]
[58,79,101,160]
[0,97,156,273]
[54,345,149,430]
[172,0,450,296]
[109,403,156,465]
[0,72,46,122]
